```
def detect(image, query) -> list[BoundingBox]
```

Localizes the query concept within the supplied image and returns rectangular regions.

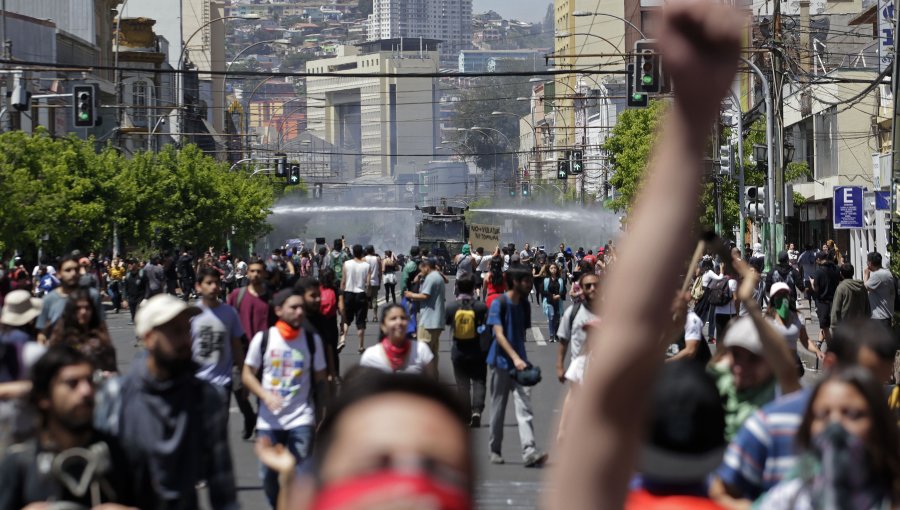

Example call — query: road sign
[833,186,864,229]
[875,190,890,210]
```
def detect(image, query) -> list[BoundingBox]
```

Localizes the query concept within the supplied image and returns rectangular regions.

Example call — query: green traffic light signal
[78,111,89,120]
[642,74,653,85]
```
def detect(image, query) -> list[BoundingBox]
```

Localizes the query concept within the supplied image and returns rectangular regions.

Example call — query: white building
[306,38,440,182]
[367,0,472,63]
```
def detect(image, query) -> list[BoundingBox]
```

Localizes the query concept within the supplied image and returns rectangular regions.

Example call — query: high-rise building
[367,0,472,63]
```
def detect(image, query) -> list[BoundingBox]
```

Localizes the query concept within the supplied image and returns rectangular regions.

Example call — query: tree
[0,131,275,260]
[449,62,533,176]
[603,100,667,213]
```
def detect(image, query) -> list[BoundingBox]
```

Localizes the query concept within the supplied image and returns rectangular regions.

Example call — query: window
[132,81,148,126]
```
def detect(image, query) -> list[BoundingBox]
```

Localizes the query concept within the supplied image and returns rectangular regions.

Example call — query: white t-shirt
[360,341,434,374]
[555,303,597,359]
[767,313,804,351]
[565,354,588,384]
[32,265,56,277]
[365,255,381,286]
[244,327,326,431]
[714,279,738,316]
[342,258,371,293]
[701,269,721,288]
[477,255,492,273]
[684,311,703,342]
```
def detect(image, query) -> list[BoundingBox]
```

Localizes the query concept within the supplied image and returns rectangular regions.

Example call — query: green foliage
[603,100,667,213]
[0,131,275,258]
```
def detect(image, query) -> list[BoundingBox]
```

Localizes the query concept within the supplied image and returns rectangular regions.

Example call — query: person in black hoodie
[765,251,804,303]
[94,294,238,510]
[809,251,841,344]
[122,260,148,325]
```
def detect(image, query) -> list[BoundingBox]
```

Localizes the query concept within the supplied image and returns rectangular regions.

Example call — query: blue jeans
[257,426,315,508]
[547,303,560,339]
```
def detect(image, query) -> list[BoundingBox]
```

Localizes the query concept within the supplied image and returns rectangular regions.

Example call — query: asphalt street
[104,282,828,509]
[105,282,566,510]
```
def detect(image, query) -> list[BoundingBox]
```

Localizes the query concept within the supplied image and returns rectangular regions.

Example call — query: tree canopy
[0,130,276,259]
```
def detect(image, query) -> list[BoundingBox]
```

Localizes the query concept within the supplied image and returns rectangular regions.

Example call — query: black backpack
[707,278,733,306]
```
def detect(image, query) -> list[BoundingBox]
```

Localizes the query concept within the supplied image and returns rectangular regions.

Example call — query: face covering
[381,337,411,372]
[275,320,300,340]
[773,296,790,321]
[807,422,885,510]
[313,471,471,510]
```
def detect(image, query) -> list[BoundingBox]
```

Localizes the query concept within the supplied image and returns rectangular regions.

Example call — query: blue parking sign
[833,186,864,229]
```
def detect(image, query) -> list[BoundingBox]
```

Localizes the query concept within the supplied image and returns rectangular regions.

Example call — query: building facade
[306,38,440,181]
[367,0,472,63]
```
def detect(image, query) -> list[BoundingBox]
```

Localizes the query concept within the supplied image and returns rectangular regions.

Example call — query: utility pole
[891,0,900,263]
[770,0,786,267]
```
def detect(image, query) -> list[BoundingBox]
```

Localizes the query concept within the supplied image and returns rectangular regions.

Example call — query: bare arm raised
[543,2,744,508]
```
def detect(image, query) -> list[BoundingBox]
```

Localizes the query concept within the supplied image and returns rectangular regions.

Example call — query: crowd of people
[0,2,899,509]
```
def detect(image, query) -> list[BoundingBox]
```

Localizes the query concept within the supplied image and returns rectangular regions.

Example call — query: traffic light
[626,63,648,108]
[72,84,96,127]
[509,187,516,197]
[557,159,569,180]
[275,154,287,177]
[570,150,583,175]
[288,165,300,185]
[746,186,766,218]
[634,39,661,94]
[521,182,530,197]
[313,183,323,200]
[10,73,29,113]
[719,144,732,176]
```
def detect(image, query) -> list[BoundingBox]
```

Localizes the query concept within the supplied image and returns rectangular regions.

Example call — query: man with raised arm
[544,2,744,508]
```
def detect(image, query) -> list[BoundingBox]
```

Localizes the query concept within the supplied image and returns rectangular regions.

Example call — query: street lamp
[177,14,260,143]
[226,39,290,75]
[554,32,622,54]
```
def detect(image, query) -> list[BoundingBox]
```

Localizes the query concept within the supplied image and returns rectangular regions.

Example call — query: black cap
[272,288,296,307]
[777,251,789,265]
[640,361,726,483]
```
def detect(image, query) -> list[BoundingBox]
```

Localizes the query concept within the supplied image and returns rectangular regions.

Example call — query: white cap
[722,316,763,355]
[135,294,201,337]
[769,282,791,298]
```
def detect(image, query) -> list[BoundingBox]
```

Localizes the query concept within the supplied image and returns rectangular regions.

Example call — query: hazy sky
[474,0,552,23]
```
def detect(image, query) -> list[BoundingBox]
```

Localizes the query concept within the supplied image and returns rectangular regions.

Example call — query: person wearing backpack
[765,251,803,304]
[707,261,738,343]
[445,275,489,427]
[326,239,347,288]
[242,287,327,508]
[556,272,599,383]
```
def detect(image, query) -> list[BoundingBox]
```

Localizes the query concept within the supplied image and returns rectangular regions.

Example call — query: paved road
[105,285,830,509]
[105,284,565,510]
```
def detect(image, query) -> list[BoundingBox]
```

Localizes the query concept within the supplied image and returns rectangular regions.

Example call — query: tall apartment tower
[367,0,472,63]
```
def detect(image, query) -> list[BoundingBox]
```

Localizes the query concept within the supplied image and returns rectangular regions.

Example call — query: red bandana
[275,320,300,340]
[380,336,411,371]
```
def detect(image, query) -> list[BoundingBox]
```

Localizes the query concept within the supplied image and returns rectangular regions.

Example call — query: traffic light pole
[730,92,746,258]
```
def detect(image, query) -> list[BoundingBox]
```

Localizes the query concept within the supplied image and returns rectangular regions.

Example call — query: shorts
[816,301,832,329]
[383,273,397,286]
[343,291,367,328]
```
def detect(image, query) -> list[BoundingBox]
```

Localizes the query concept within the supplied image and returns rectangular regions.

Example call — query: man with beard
[0,345,151,509]
[95,294,238,510]
[36,253,105,343]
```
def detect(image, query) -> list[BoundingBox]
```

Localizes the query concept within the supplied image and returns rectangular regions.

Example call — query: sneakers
[337,337,346,354]
[523,451,548,468]
[469,413,481,428]
[489,452,505,464]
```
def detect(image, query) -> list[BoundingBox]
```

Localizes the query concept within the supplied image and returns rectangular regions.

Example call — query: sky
[473,0,552,23]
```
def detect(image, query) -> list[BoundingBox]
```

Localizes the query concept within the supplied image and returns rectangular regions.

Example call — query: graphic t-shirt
[191,303,244,386]
[244,327,326,430]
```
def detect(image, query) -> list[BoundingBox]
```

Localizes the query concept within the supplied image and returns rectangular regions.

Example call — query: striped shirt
[716,388,811,499]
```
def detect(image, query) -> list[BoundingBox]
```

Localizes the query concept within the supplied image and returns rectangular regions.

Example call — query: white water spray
[272,206,412,214]
[470,208,598,222]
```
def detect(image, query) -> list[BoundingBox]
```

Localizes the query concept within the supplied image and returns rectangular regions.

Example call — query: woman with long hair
[47,288,116,373]
[483,252,506,310]
[759,367,900,509]
[542,263,566,343]
[317,268,341,371]
[381,250,398,304]
[359,303,435,377]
